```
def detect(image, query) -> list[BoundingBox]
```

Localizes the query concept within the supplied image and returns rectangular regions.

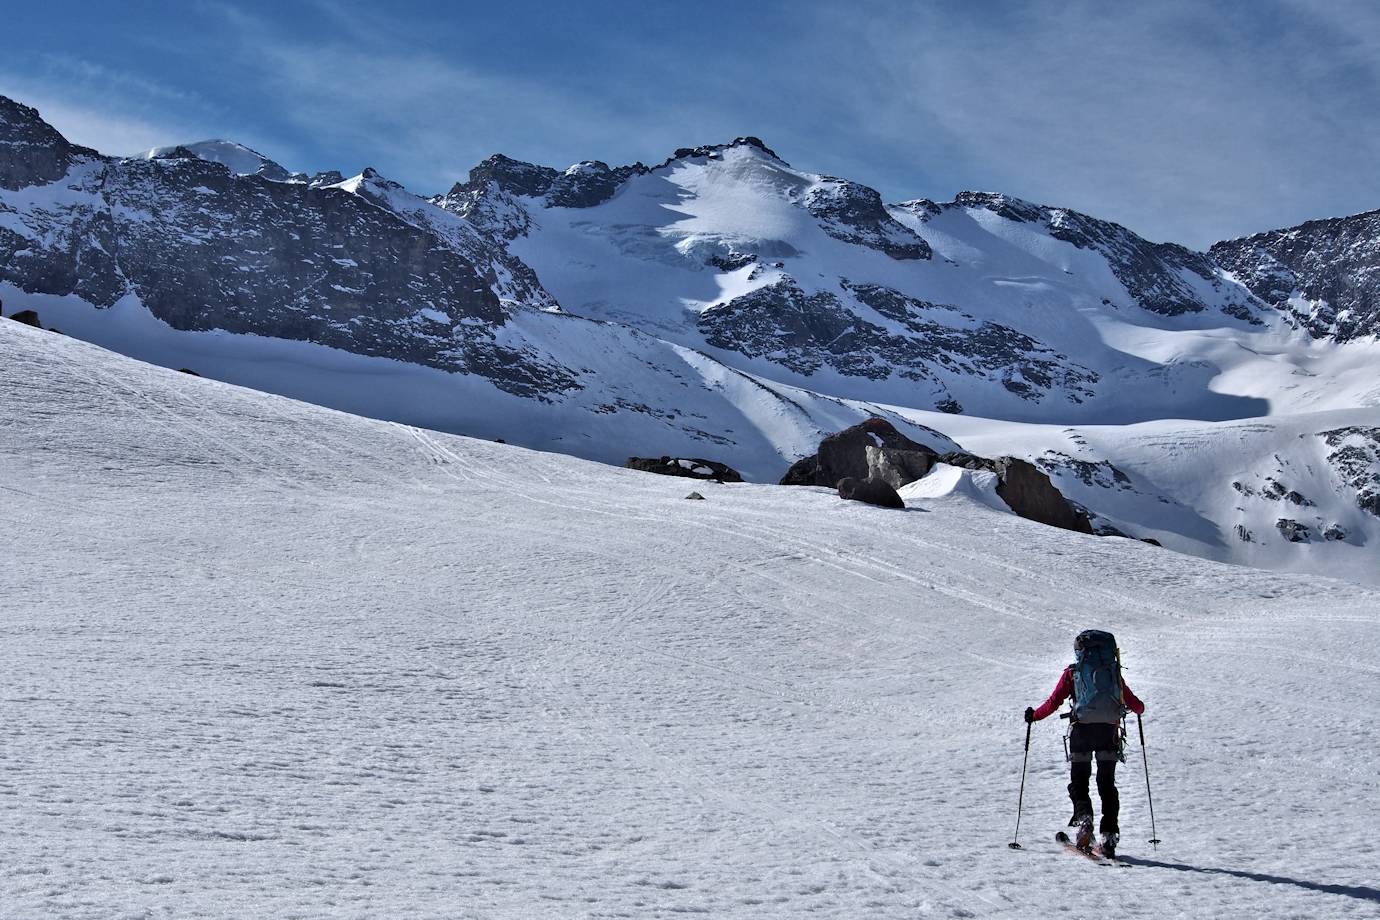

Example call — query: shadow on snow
[1119,855,1380,904]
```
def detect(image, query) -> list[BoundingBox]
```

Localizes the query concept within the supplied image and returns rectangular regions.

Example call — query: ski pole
[1137,712,1161,848]
[1009,719,1032,849]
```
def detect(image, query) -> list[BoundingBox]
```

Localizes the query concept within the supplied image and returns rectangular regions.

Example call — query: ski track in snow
[3,322,1379,919]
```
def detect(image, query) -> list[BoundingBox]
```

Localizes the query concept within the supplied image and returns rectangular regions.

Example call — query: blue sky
[3,0,1378,248]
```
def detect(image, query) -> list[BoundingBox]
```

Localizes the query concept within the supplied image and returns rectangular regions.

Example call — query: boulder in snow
[1276,519,1311,542]
[9,309,41,328]
[837,476,905,510]
[625,456,743,483]
[992,458,1094,535]
[781,418,939,489]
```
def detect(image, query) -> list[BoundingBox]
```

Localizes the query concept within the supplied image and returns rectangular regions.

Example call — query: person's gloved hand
[1024,706,1035,723]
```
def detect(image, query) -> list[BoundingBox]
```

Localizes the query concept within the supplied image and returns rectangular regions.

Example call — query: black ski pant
[1067,722,1120,834]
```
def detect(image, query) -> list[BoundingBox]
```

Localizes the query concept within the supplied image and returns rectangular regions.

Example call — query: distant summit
[139,139,294,182]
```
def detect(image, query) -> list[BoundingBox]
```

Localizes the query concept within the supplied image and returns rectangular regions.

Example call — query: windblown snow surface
[5,323,1379,918]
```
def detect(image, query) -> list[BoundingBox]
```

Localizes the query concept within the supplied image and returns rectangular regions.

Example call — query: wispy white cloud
[193,2,665,191]
[821,0,1380,245]
[0,50,232,157]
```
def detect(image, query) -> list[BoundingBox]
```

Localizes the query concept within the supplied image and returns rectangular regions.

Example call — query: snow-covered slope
[905,408,1380,585]
[4,319,1379,919]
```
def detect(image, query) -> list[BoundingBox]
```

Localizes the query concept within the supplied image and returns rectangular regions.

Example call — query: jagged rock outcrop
[0,96,100,191]
[625,456,743,483]
[1211,210,1380,340]
[837,476,905,509]
[699,279,1095,404]
[1276,519,1311,542]
[990,458,1094,534]
[780,418,940,489]
[805,178,930,261]
[439,154,649,238]
[1320,427,1380,516]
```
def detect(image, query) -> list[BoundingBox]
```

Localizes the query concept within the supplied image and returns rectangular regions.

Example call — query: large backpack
[1070,629,1125,724]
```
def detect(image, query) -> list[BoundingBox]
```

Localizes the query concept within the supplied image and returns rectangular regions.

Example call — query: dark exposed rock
[779,418,939,489]
[625,456,743,483]
[1141,538,1163,547]
[0,96,101,191]
[1320,427,1380,517]
[1275,519,1311,542]
[780,454,822,486]
[936,398,964,414]
[177,368,201,376]
[783,421,1094,534]
[666,137,784,166]
[0,107,579,400]
[1262,478,1312,506]
[1235,524,1255,543]
[1040,451,1135,492]
[685,491,706,501]
[936,451,994,471]
[837,476,905,509]
[992,458,1095,534]
[889,198,943,221]
[700,278,1097,406]
[1212,209,1380,340]
[9,309,41,328]
[805,178,931,260]
[1323,523,1347,542]
[707,251,758,271]
[443,153,648,225]
[148,144,199,162]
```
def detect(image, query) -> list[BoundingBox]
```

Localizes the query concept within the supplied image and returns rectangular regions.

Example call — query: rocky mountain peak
[138,139,294,182]
[457,153,561,198]
[0,94,102,191]
[667,136,785,165]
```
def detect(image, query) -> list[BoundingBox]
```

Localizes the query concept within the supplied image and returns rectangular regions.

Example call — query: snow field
[3,323,1379,918]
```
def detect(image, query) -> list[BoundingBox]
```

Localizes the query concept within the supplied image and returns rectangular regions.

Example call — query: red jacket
[1032,665,1144,721]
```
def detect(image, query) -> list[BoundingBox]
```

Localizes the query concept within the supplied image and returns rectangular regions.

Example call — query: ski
[1054,831,1119,865]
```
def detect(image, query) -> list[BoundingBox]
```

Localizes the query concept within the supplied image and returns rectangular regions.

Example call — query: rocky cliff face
[1210,210,1380,340]
[0,113,573,396]
[0,96,100,191]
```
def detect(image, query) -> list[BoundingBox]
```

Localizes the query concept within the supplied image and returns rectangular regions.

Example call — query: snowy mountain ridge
[3,93,1380,582]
